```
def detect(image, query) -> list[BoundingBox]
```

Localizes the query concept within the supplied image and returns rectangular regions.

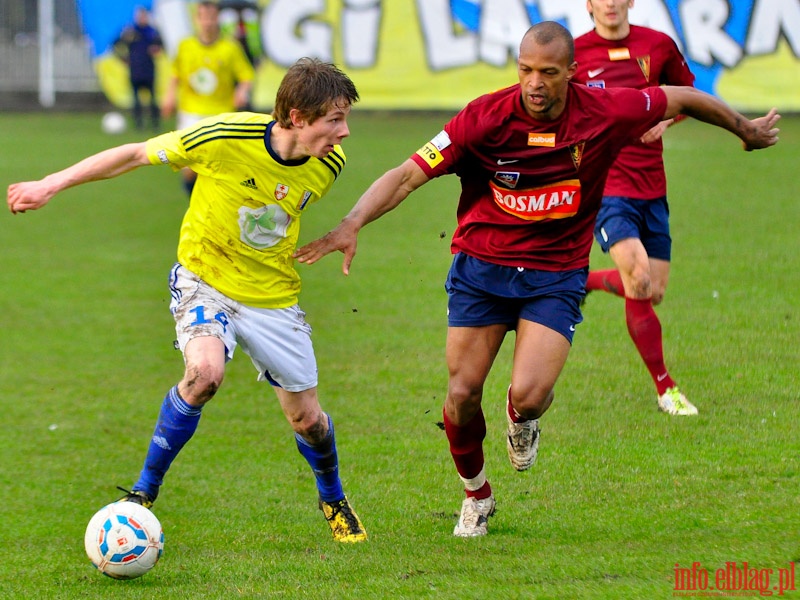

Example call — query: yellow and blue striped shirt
[146,112,345,308]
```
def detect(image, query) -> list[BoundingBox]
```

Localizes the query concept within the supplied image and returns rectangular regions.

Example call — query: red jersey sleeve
[409,85,515,179]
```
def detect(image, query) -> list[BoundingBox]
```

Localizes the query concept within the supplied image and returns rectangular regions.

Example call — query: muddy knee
[179,363,223,405]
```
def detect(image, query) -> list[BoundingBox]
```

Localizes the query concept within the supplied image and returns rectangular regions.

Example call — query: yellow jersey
[146,112,346,308]
[172,36,255,115]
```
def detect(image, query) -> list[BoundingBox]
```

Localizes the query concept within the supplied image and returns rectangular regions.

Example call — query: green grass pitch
[0,111,798,599]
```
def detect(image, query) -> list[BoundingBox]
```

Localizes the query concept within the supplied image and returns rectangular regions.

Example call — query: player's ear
[566,61,578,80]
[288,108,306,128]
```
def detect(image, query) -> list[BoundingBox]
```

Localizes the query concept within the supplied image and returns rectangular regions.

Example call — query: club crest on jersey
[637,55,651,81]
[490,179,581,221]
[570,142,585,171]
[494,171,520,188]
[274,183,289,201]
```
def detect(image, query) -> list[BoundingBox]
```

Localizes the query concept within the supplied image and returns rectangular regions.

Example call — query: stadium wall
[1,0,798,112]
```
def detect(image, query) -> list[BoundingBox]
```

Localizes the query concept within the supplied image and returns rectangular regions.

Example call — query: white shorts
[176,111,210,131]
[168,263,318,392]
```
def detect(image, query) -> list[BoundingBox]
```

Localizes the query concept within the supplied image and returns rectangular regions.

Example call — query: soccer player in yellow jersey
[7,58,367,543]
[162,1,256,195]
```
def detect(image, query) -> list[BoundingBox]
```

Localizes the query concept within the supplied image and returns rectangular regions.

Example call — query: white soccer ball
[84,501,164,579]
[101,111,127,135]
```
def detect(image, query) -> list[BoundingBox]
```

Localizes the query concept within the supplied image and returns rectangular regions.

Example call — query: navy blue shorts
[445,253,586,343]
[594,195,672,261]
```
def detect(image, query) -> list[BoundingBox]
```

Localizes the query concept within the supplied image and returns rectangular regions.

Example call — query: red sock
[443,407,486,482]
[586,269,624,296]
[625,297,675,395]
[465,481,492,500]
[506,386,527,423]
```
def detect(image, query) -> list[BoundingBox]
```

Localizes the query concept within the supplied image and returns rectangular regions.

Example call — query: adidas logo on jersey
[240,177,258,190]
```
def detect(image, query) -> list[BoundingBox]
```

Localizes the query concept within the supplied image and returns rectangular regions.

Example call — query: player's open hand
[294,222,359,275]
[744,108,781,151]
[7,180,54,214]
[640,119,671,144]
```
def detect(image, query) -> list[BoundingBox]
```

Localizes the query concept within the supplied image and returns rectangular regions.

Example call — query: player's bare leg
[610,238,697,415]
[445,324,505,536]
[121,336,226,507]
[505,320,569,470]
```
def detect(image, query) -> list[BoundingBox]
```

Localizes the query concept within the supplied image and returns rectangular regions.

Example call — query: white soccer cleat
[453,495,496,538]
[657,387,698,416]
[506,411,540,471]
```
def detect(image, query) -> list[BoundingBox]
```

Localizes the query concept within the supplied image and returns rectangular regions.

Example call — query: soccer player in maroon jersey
[295,22,779,537]
[574,0,698,415]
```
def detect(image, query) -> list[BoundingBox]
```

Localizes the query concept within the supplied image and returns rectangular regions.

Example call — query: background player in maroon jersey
[295,22,779,537]
[574,0,698,416]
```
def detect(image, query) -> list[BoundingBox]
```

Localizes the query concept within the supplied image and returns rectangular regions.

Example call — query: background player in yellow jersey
[7,58,367,543]
[162,0,256,195]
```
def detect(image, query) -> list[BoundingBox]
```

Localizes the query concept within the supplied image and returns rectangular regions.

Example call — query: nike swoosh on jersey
[588,68,605,78]
[497,158,519,165]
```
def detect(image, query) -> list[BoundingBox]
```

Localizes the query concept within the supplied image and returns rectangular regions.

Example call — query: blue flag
[76,0,153,56]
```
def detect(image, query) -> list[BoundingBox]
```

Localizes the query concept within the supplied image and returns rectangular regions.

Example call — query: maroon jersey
[574,25,695,199]
[410,83,667,271]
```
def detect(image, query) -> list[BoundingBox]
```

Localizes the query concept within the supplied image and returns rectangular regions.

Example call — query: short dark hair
[524,21,575,64]
[272,58,359,127]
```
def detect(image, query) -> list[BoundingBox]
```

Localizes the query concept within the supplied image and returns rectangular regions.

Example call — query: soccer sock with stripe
[134,385,202,499]
[507,385,528,423]
[443,407,492,500]
[295,412,344,503]
[625,297,676,394]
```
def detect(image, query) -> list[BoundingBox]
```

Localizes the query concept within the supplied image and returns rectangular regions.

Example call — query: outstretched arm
[295,158,430,274]
[234,80,253,111]
[161,76,179,118]
[662,86,780,151]
[7,142,151,214]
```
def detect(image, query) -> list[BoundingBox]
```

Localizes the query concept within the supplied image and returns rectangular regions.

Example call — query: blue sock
[133,386,202,499]
[295,413,344,503]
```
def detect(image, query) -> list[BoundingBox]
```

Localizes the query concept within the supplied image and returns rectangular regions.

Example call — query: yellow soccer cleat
[657,387,699,416]
[115,486,155,509]
[319,496,367,543]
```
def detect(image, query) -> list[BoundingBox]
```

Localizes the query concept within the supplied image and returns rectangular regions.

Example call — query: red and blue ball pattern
[85,502,164,580]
